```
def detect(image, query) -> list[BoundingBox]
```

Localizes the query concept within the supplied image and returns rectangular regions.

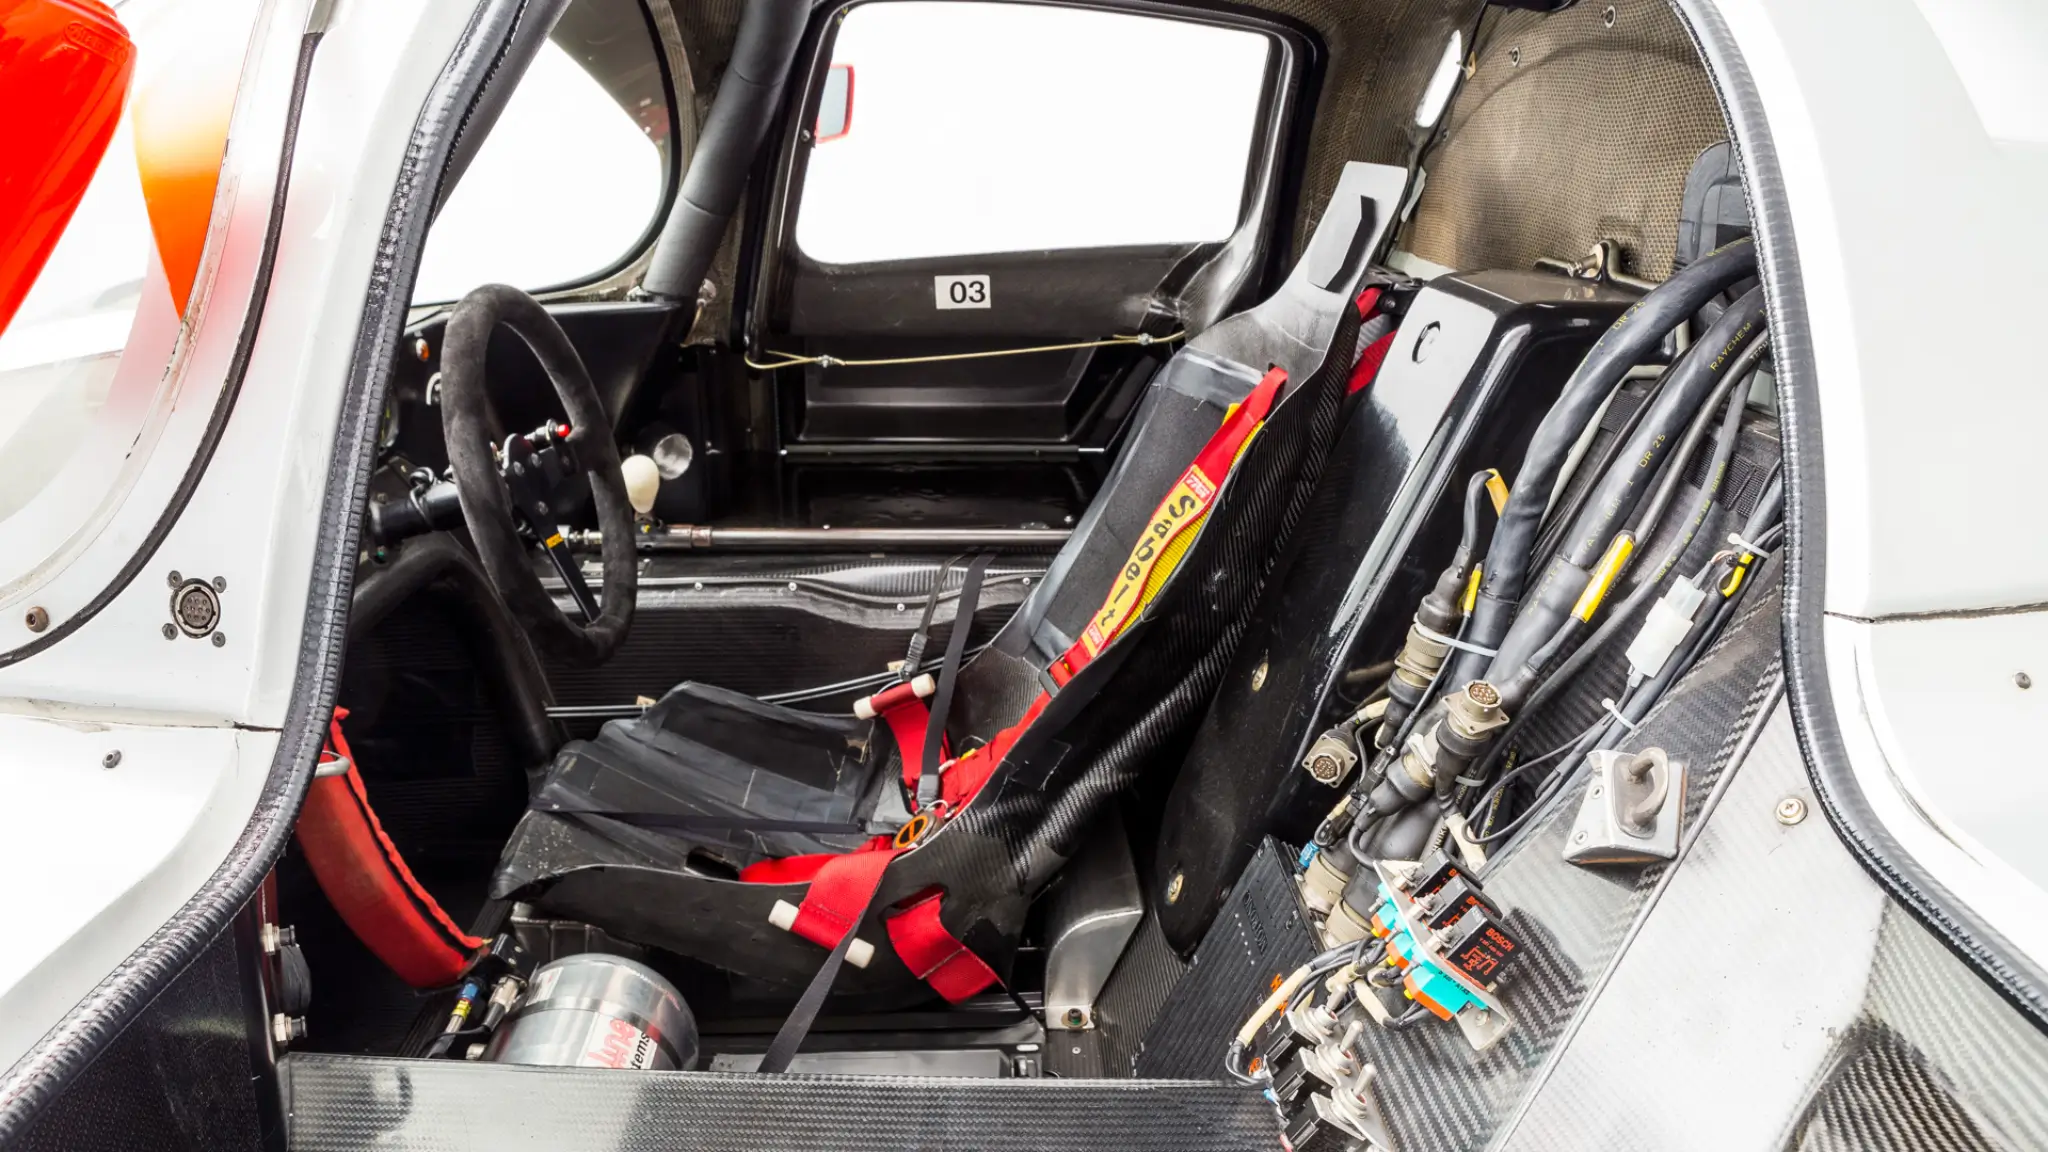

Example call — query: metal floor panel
[281,1054,1282,1151]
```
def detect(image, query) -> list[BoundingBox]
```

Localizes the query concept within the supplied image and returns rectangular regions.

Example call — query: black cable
[1650,343,1767,583]
[1481,288,1771,687]
[1626,333,1769,556]
[1456,469,1497,571]
[1466,712,1614,844]
[1450,239,1759,684]
[1532,368,1667,565]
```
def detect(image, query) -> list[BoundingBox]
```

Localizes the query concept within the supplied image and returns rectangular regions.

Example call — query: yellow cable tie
[1572,533,1635,622]
[1483,469,1509,516]
[1461,564,1483,615]
[743,331,1185,372]
[1720,553,1754,597]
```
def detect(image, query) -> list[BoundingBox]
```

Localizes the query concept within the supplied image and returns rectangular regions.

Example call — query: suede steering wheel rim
[439,284,636,667]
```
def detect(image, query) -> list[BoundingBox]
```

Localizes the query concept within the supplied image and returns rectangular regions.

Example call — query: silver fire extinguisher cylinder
[485,954,698,1070]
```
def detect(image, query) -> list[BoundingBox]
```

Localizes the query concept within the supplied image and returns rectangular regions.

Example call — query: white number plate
[934,274,991,309]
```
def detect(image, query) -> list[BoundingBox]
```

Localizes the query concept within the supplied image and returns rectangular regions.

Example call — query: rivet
[162,624,177,640]
[167,570,182,587]
[212,576,228,593]
[102,751,122,769]
[787,581,798,591]
[1776,796,1807,825]
[1573,831,1588,844]
[212,632,227,648]
[1251,659,1269,692]
[1509,46,1522,66]
[24,606,48,633]
[1602,5,1616,28]
[2017,672,2033,689]
[1166,873,1185,904]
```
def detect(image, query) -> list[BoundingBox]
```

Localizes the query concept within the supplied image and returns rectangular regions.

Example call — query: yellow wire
[742,331,1185,371]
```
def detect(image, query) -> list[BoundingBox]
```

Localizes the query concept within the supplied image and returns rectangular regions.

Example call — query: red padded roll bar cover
[295,712,484,988]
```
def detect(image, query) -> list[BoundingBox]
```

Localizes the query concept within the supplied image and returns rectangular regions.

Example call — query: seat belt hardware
[855,674,935,720]
[769,899,875,969]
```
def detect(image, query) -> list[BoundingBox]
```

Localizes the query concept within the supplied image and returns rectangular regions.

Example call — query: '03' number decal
[934,274,990,309]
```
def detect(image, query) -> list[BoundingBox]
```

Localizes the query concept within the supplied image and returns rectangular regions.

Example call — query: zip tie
[1600,696,1639,733]
[743,331,1185,372]
[1412,620,1499,659]
[1725,531,1771,556]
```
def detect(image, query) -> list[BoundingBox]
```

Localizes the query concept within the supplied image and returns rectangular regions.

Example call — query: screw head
[1062,1008,1087,1028]
[23,606,47,633]
[1251,659,1269,692]
[1776,796,1808,825]
[212,632,226,648]
[212,576,228,593]
[162,623,177,640]
[2017,672,2033,690]
[1573,830,1588,844]
[102,751,121,769]
[413,337,431,362]
[167,570,182,587]
[1166,872,1185,904]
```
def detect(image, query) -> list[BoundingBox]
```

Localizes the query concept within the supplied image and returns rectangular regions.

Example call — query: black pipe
[639,0,811,304]
[1450,239,1758,687]
[1483,285,1769,684]
[352,534,561,780]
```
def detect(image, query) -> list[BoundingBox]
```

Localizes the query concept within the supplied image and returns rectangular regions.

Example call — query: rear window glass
[793,2,1271,265]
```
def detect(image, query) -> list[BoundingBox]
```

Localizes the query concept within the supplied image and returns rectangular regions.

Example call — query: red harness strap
[1348,286,1396,395]
[295,710,483,988]
[888,894,1001,1002]
[741,694,1053,1001]
[859,678,950,813]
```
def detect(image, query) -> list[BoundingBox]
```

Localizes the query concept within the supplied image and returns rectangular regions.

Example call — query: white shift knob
[621,453,660,515]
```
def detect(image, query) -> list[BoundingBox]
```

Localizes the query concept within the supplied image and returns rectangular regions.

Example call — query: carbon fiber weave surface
[281,1055,1282,1151]
[1777,893,2048,1151]
[1091,913,1191,1076]
[1338,565,1786,1152]
[1499,704,2048,1152]
[1403,0,1729,280]
[13,932,266,1152]
[1134,840,1319,1078]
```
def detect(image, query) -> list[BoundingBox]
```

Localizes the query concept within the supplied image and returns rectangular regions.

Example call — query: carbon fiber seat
[489,165,1402,1005]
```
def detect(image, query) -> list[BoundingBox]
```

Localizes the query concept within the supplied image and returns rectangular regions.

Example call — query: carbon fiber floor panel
[1135,840,1319,1079]
[281,1054,1282,1150]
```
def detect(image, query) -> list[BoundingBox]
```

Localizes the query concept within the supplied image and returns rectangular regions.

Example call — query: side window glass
[793,1,1272,265]
[411,0,674,304]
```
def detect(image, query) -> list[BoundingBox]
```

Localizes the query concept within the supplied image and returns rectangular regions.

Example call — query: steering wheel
[438,284,636,667]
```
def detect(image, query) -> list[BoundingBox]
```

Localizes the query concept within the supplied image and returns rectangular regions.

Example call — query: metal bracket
[1044,820,1144,1030]
[1564,747,1686,865]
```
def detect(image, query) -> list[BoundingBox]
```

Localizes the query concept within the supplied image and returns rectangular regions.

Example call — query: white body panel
[0,0,482,1074]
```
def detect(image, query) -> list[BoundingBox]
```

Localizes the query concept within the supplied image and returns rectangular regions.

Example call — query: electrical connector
[1625,576,1709,681]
